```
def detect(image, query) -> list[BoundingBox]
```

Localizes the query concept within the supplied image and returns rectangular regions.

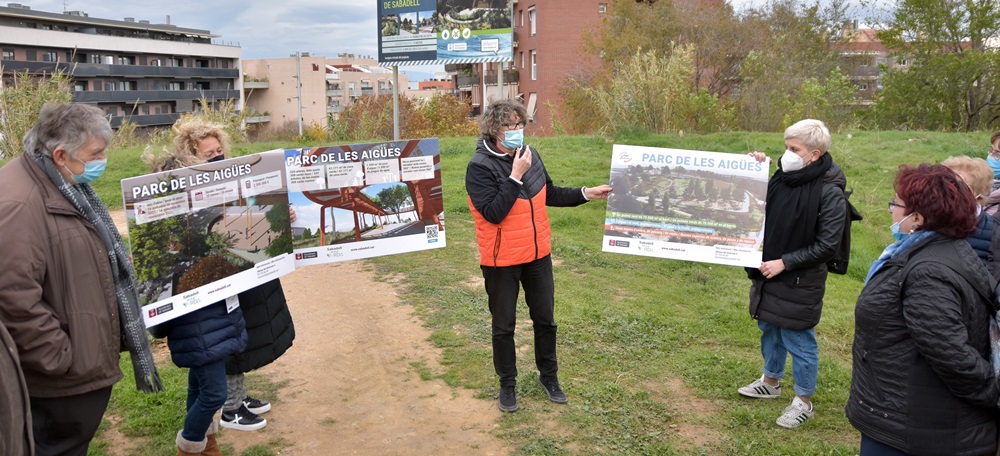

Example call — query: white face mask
[780,150,805,172]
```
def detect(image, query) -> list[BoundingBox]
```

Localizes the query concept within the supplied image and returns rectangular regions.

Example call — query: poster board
[602,145,770,268]
[121,150,295,327]
[378,0,513,65]
[285,138,446,266]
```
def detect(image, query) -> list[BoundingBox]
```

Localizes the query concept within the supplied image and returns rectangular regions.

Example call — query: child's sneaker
[243,396,271,414]
[219,404,267,431]
[737,376,781,398]
[776,397,814,429]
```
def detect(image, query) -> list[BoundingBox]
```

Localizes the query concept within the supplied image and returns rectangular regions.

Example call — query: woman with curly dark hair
[847,163,999,455]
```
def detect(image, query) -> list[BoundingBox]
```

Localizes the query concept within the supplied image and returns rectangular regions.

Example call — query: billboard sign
[378,0,513,65]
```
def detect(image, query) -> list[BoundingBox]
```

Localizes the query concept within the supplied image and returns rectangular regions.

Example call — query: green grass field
[78,130,988,455]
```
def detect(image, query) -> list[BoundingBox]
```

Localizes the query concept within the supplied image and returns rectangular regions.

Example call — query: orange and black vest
[467,142,553,267]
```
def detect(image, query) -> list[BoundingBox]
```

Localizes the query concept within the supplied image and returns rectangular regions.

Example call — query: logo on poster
[193,191,204,201]
[609,239,630,248]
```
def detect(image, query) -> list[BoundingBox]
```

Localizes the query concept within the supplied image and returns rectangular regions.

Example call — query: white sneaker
[737,376,781,399]
[776,397,814,429]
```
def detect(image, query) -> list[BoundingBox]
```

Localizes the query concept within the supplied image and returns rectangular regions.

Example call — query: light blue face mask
[65,157,107,185]
[987,155,1000,179]
[502,129,524,150]
[890,213,913,241]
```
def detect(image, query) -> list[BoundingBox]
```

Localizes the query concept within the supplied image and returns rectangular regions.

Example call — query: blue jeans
[182,360,227,442]
[860,434,912,455]
[758,320,818,397]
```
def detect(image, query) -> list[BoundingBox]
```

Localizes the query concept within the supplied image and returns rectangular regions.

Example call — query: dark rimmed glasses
[888,198,906,212]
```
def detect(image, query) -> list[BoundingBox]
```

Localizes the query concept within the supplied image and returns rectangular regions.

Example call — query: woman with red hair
[847,164,999,455]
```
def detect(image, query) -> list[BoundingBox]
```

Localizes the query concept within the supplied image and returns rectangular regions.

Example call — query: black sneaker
[539,378,568,404]
[243,396,271,414]
[219,404,267,431]
[498,385,519,413]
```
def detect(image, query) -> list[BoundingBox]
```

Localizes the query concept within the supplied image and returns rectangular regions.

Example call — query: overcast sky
[23,0,879,80]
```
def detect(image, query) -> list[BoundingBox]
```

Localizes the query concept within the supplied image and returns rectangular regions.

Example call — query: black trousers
[481,255,558,386]
[31,385,113,456]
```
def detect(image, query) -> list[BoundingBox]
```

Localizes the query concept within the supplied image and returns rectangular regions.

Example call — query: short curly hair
[142,117,231,172]
[478,99,527,145]
[171,116,230,159]
[895,163,977,239]
[941,155,992,204]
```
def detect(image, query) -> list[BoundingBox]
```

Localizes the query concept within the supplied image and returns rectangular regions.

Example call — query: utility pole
[392,66,399,140]
[292,52,303,137]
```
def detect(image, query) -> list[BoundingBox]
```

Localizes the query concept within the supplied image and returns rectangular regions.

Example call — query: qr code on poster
[425,225,439,243]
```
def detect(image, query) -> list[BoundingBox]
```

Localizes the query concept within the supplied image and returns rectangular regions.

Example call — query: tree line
[557,0,1000,134]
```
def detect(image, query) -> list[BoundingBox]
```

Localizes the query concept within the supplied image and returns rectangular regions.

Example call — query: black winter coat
[748,163,848,329]
[164,301,247,369]
[846,235,999,456]
[226,279,295,375]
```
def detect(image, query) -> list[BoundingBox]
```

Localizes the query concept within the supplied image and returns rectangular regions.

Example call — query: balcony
[326,89,344,97]
[361,87,374,95]
[109,113,181,128]
[378,88,393,95]
[246,115,271,124]
[484,70,518,85]
[349,89,362,97]
[457,74,479,87]
[512,31,519,48]
[244,80,269,89]
[72,89,237,103]
[327,105,345,113]
[0,60,239,79]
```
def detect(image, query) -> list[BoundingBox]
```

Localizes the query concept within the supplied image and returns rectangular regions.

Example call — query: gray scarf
[28,152,163,393]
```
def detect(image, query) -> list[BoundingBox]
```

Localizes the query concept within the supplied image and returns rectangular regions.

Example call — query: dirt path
[111,211,510,455]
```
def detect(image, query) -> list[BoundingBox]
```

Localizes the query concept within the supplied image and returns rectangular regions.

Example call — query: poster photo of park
[121,150,295,327]
[284,138,446,267]
[435,0,513,61]
[602,145,770,268]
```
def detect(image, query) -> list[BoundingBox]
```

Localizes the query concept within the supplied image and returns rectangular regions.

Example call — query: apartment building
[0,3,242,128]
[242,53,407,131]
[836,22,910,106]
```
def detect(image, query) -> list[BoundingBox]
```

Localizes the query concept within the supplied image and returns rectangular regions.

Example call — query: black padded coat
[748,163,848,329]
[225,279,295,375]
[846,235,999,455]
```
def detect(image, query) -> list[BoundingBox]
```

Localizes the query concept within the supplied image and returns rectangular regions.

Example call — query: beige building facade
[243,53,408,131]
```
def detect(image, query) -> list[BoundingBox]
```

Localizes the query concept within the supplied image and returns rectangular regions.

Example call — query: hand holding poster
[286,138,446,266]
[602,145,769,267]
[121,150,295,327]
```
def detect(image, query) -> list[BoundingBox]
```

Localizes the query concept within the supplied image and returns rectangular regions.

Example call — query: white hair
[23,103,112,158]
[784,119,831,154]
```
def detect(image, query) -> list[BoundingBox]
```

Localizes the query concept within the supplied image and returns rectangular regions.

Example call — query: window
[520,51,524,70]
[860,59,869,67]
[168,82,182,91]
[519,9,523,27]
[42,51,57,62]
[90,54,101,64]
[118,56,135,65]
[860,83,868,91]
[169,58,182,67]
[2,49,13,60]
[898,58,908,66]
[530,50,537,80]
[529,8,536,35]
[74,81,87,92]
[150,59,161,66]
[599,3,607,13]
